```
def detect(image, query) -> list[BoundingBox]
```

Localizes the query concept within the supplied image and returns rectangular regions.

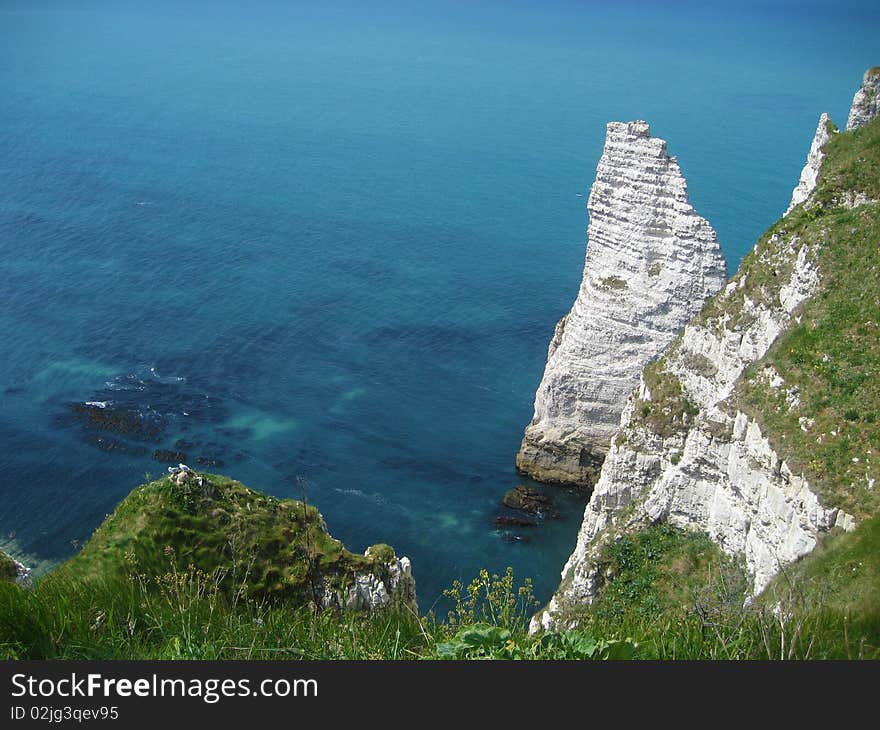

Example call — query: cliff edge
[55,468,417,614]
[535,70,880,631]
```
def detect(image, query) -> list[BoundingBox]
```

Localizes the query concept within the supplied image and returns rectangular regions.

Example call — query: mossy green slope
[757,514,880,646]
[0,551,18,582]
[52,472,396,605]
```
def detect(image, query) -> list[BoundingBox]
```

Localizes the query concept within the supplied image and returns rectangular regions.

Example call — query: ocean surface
[1,0,877,607]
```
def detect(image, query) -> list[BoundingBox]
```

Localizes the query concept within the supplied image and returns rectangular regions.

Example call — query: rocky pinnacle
[516,121,727,488]
[785,113,835,215]
[846,66,880,131]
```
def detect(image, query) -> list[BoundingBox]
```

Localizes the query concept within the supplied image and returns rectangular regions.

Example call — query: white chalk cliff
[517,121,727,487]
[533,71,878,632]
[785,113,834,215]
[846,67,880,130]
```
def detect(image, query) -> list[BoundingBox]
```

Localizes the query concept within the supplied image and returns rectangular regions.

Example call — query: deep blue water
[1,0,877,606]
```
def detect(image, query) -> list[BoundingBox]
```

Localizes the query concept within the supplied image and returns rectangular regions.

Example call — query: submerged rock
[152,449,187,464]
[517,121,726,488]
[502,486,552,514]
[69,401,163,442]
[493,515,538,528]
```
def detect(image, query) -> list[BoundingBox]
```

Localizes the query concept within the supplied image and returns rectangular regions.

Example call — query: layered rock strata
[534,234,854,629]
[517,121,727,487]
[533,70,878,632]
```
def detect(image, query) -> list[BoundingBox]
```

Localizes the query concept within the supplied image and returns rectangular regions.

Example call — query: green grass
[590,525,746,623]
[0,551,18,582]
[51,473,396,606]
[0,565,431,660]
[734,120,880,517]
[1,489,877,659]
[555,523,880,659]
[0,553,639,660]
[630,357,700,439]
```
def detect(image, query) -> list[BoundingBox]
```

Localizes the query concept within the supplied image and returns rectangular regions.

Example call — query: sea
[1,0,877,608]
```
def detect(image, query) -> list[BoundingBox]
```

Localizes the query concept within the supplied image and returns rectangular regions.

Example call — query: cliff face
[786,113,835,215]
[517,121,727,487]
[535,71,880,631]
[847,67,880,130]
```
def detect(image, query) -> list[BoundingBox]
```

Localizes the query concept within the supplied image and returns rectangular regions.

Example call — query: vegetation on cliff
[0,551,18,582]
[52,472,400,605]
[0,473,638,660]
[736,118,880,517]
[545,110,880,659]
[557,522,879,659]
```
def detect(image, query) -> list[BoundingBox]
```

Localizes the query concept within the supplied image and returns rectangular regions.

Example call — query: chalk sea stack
[517,121,727,489]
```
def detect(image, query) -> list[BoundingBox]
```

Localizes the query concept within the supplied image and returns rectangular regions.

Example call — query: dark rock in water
[86,434,148,457]
[196,456,225,468]
[3,386,24,396]
[175,439,195,451]
[152,449,187,463]
[500,532,531,544]
[58,370,227,457]
[493,515,538,528]
[502,486,552,515]
[68,402,164,443]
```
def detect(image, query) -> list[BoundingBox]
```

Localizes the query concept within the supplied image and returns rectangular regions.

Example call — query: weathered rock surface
[846,67,880,130]
[517,121,727,488]
[531,71,880,630]
[502,486,552,514]
[534,227,857,631]
[323,546,417,613]
[785,113,834,215]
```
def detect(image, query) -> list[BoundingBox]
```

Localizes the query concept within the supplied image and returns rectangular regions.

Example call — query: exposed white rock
[846,67,880,130]
[517,121,727,486]
[13,557,32,589]
[785,113,833,215]
[319,551,417,613]
[533,225,854,632]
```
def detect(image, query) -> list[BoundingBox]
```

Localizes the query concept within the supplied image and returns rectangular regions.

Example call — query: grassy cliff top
[53,472,395,604]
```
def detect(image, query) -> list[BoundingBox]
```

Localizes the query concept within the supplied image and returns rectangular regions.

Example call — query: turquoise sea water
[1,0,877,606]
